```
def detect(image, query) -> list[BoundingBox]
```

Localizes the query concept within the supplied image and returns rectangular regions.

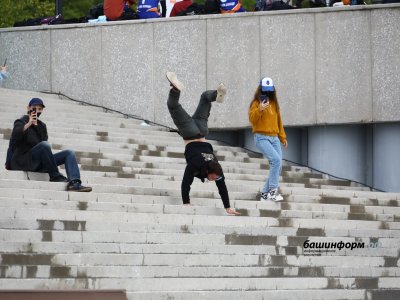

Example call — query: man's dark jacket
[182,142,230,208]
[10,115,48,171]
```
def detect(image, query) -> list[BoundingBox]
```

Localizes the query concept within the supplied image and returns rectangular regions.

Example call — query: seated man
[104,0,137,21]
[7,97,92,192]
[166,72,240,216]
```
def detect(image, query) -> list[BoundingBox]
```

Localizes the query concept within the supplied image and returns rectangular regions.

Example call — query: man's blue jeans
[254,134,282,192]
[31,141,80,181]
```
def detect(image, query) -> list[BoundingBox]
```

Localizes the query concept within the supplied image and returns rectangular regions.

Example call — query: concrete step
[1,204,400,230]
[0,105,155,124]
[0,242,278,256]
[1,169,264,184]
[0,177,394,205]
[25,166,351,191]
[3,183,397,216]
[0,117,157,134]
[1,126,184,147]
[0,166,361,193]
[281,187,400,202]
[0,124,173,139]
[124,289,399,300]
[1,229,399,255]
[0,116,161,136]
[0,169,323,190]
[0,290,127,300]
[0,190,388,220]
[1,232,398,254]
[0,277,399,290]
[0,127,179,143]
[1,253,395,267]
[0,185,398,211]
[1,265,399,279]
[2,214,400,238]
[1,195,399,223]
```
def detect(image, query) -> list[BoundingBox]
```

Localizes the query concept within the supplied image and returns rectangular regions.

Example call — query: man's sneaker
[260,192,269,201]
[216,83,227,103]
[67,179,92,192]
[267,188,283,202]
[50,174,69,182]
[166,72,185,91]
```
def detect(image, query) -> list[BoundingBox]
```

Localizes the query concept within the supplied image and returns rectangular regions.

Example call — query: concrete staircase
[0,88,399,300]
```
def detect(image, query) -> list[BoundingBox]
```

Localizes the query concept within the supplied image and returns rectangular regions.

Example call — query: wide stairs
[0,88,399,300]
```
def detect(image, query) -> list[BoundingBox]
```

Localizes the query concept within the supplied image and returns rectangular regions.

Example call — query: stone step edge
[0,198,398,223]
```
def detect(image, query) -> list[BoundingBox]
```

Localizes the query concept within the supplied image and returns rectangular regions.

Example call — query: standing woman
[248,77,288,202]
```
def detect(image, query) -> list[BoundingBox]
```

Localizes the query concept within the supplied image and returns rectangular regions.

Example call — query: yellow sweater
[248,100,287,143]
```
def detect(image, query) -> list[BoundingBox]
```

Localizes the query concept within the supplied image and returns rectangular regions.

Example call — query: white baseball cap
[260,77,275,92]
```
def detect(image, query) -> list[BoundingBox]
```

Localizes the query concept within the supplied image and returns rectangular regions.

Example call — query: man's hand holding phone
[29,108,38,126]
[23,108,37,132]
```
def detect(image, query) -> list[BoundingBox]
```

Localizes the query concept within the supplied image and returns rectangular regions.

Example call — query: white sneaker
[166,72,185,91]
[267,188,283,202]
[260,192,269,202]
[216,83,227,103]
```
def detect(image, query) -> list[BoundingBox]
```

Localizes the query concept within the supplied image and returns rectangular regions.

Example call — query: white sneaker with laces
[267,188,283,202]
[216,83,227,103]
[260,192,269,201]
[166,72,185,91]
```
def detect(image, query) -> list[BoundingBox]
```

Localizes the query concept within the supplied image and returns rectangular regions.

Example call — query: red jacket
[104,0,135,20]
[170,0,193,16]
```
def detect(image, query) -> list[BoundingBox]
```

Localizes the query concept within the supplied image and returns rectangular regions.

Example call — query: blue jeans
[254,134,282,192]
[31,141,80,181]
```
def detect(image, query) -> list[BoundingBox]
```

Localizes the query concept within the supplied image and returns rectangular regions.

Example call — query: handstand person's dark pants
[167,89,218,140]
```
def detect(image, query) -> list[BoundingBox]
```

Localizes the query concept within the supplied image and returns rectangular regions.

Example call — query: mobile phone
[3,58,7,67]
[260,94,267,102]
[30,107,37,120]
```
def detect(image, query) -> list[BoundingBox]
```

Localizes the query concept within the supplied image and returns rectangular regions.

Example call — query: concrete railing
[0,4,399,129]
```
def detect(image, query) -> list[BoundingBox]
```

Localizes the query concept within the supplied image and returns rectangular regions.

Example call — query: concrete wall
[1,4,399,129]
[307,125,368,185]
[373,123,400,192]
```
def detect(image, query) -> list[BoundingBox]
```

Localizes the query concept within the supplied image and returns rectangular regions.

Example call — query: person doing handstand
[166,72,240,216]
